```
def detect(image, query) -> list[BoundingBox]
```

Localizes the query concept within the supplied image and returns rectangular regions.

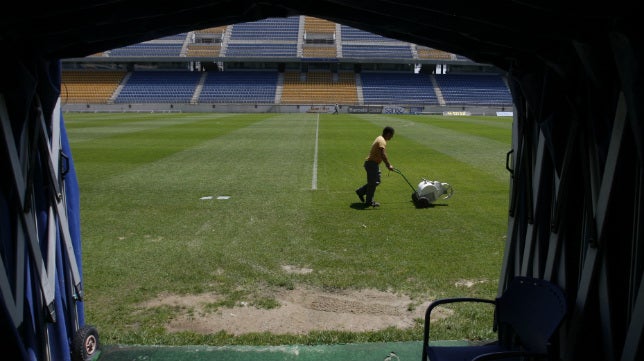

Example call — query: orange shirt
[365,135,387,163]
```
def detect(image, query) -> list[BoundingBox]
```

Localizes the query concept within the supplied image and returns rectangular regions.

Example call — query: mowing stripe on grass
[311,113,319,190]
[64,113,238,143]
[419,115,512,130]
[67,114,266,185]
[357,114,511,182]
[94,113,318,197]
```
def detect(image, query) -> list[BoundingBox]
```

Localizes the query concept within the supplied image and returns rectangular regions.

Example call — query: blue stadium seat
[198,71,278,103]
[340,25,390,42]
[434,74,513,106]
[230,17,299,41]
[225,44,298,58]
[342,45,413,59]
[361,72,439,105]
[109,43,184,57]
[114,71,201,103]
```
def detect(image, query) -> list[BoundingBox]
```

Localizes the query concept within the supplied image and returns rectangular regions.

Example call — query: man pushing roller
[355,126,395,208]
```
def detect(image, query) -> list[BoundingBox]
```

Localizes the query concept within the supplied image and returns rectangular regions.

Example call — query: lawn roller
[391,168,454,208]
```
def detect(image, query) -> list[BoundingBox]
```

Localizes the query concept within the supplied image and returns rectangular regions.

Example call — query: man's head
[383,126,395,140]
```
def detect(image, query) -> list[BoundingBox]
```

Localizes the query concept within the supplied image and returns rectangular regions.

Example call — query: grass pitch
[64,112,511,345]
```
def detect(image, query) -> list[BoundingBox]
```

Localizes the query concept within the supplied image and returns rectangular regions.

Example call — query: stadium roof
[0,1,636,72]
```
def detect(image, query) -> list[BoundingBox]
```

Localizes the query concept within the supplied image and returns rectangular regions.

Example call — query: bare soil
[140,266,485,335]
[142,286,450,335]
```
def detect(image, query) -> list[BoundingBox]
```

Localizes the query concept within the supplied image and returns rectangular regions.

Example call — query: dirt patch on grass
[142,287,448,335]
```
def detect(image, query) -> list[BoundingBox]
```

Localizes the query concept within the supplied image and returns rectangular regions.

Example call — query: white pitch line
[311,113,319,190]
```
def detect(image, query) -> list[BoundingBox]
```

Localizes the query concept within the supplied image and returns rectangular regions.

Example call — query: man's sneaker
[371,201,380,208]
[355,190,365,203]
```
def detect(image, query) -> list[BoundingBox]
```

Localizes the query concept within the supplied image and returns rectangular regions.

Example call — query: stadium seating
[61,17,513,108]
[106,32,188,57]
[114,71,201,103]
[198,71,278,103]
[302,46,337,58]
[194,26,227,35]
[302,16,337,58]
[360,72,439,105]
[340,25,389,42]
[185,26,226,57]
[342,44,413,59]
[434,74,513,106]
[63,70,513,106]
[185,43,222,57]
[61,70,127,104]
[281,71,358,104]
[416,46,453,60]
[225,44,298,58]
[109,43,184,57]
[339,24,413,60]
[229,17,299,40]
[226,17,299,57]
[304,16,336,34]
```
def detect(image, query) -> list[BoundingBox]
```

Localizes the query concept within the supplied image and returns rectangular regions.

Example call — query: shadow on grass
[413,202,450,209]
[350,202,369,210]
[350,201,450,210]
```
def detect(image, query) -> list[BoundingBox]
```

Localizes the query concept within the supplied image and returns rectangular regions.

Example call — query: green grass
[64,112,511,346]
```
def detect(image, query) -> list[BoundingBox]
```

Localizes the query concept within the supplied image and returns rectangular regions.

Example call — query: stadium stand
[114,71,202,103]
[229,17,299,40]
[340,25,390,42]
[225,43,298,57]
[224,17,300,58]
[60,16,513,112]
[281,71,358,104]
[304,16,336,34]
[434,73,513,106]
[302,16,337,59]
[194,26,228,35]
[61,70,127,104]
[416,46,453,60]
[302,46,337,58]
[339,24,414,60]
[185,43,222,57]
[342,44,413,59]
[198,71,278,103]
[185,26,227,57]
[360,72,439,105]
[109,43,184,57]
[106,32,189,57]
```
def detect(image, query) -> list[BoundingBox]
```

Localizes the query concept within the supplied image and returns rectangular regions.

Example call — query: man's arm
[380,147,394,170]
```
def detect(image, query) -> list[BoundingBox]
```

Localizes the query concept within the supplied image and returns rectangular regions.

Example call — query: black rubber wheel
[71,325,100,361]
[418,197,431,208]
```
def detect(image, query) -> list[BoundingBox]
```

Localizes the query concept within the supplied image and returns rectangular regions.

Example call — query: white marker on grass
[311,113,319,190]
